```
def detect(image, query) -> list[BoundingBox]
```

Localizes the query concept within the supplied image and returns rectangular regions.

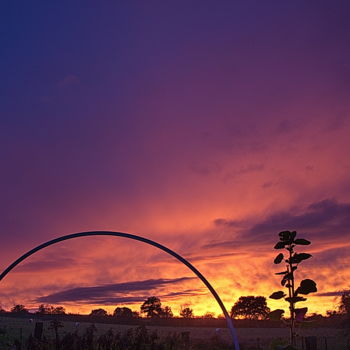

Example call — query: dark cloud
[248,198,350,236]
[317,290,350,297]
[37,289,206,306]
[72,296,146,304]
[162,289,207,298]
[205,198,350,250]
[36,277,196,304]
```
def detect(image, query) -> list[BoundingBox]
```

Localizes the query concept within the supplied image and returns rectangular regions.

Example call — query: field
[0,315,349,349]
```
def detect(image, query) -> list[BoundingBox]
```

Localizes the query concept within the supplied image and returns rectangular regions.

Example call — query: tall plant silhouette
[269,231,317,347]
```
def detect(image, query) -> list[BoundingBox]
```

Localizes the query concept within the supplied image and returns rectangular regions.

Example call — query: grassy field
[0,315,349,349]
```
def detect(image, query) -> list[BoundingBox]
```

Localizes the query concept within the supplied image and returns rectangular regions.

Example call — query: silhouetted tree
[270,230,317,348]
[230,296,270,320]
[53,306,66,314]
[180,307,194,318]
[0,307,6,313]
[37,304,50,314]
[11,304,28,314]
[113,307,133,318]
[140,297,163,317]
[339,290,350,318]
[202,312,215,319]
[37,304,66,315]
[90,308,108,317]
[161,305,173,318]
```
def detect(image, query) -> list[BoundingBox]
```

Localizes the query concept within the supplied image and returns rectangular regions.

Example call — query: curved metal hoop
[0,231,240,350]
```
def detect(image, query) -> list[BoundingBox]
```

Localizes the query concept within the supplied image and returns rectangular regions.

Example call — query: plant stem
[288,244,296,346]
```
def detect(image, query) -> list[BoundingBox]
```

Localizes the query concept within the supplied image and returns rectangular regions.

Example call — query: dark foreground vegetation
[1,313,349,350]
[0,321,231,350]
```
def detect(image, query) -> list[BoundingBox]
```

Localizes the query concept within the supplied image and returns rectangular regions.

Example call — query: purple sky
[1,1,350,315]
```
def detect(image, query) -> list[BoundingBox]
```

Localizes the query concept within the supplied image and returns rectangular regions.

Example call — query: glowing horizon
[0,226,348,317]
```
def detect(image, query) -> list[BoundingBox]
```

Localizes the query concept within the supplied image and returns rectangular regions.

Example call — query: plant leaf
[268,309,284,320]
[269,291,286,300]
[275,271,288,275]
[278,230,297,244]
[274,253,284,264]
[294,238,311,245]
[281,273,293,286]
[285,296,307,303]
[290,231,297,241]
[290,253,312,264]
[274,241,286,249]
[298,253,312,260]
[279,231,291,242]
[295,279,317,295]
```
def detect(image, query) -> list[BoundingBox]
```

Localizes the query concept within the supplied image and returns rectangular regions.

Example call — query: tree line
[1,291,349,320]
[0,298,196,320]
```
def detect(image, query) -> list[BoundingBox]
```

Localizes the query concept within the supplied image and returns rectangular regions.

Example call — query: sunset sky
[1,1,350,317]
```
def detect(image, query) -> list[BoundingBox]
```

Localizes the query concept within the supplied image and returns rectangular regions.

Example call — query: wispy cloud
[36,277,197,304]
[246,199,350,236]
[204,198,350,250]
[317,290,350,297]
